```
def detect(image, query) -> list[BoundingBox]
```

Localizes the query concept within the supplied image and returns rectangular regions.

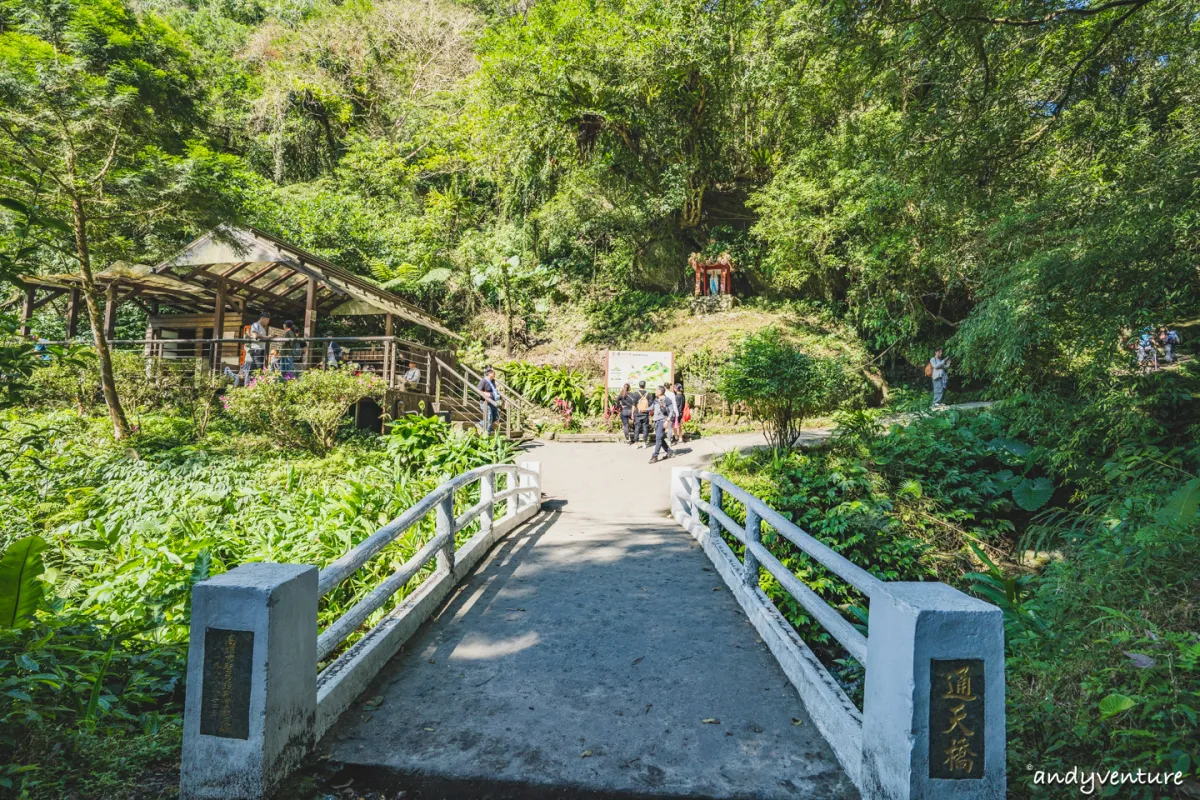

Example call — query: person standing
[617,383,635,444]
[673,382,686,443]
[279,320,300,377]
[928,348,951,408]
[478,367,502,435]
[631,380,651,448]
[663,384,680,445]
[247,312,270,376]
[1164,328,1181,363]
[649,386,674,463]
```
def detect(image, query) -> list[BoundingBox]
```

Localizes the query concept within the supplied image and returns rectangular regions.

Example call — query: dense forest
[1,0,1199,795]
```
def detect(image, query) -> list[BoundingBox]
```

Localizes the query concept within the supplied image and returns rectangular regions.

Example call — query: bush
[222,368,386,453]
[582,290,676,344]
[501,361,603,415]
[717,328,849,449]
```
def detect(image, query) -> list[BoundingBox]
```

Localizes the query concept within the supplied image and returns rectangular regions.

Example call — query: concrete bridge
[179,435,1005,800]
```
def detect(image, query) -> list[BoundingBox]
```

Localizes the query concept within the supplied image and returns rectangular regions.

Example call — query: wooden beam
[212,278,226,370]
[30,289,64,313]
[66,288,80,339]
[19,285,34,337]
[304,277,318,367]
[385,313,394,337]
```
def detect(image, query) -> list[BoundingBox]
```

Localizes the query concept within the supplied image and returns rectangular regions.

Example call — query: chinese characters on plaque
[929,659,985,779]
[199,628,254,740]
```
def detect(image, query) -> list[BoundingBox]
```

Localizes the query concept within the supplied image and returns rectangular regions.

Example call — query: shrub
[717,328,848,449]
[222,368,386,453]
[501,361,603,415]
[582,290,676,345]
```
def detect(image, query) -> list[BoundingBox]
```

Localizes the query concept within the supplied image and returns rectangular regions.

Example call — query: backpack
[636,393,650,414]
[1167,330,1180,345]
[924,362,933,378]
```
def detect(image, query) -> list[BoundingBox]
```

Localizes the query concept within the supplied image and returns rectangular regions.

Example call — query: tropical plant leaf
[1012,477,1054,511]
[1098,693,1137,720]
[418,267,452,285]
[988,437,1032,459]
[1155,478,1200,529]
[0,197,30,217]
[0,536,48,628]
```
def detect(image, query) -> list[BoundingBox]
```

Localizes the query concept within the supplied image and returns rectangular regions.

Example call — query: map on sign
[606,350,675,391]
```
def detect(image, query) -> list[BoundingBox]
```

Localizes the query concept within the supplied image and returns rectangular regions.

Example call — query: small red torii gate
[689,252,734,297]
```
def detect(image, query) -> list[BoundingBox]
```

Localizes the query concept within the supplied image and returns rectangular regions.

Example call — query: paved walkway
[318,433,858,799]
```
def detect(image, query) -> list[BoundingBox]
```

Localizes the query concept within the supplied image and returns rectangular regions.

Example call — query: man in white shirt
[247,313,270,376]
[402,361,422,390]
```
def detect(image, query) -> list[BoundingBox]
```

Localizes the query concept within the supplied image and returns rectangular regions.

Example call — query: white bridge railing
[671,468,1005,800]
[180,462,543,800]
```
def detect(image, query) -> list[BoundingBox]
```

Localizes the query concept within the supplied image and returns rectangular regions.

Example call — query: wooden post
[19,285,34,338]
[304,278,318,368]
[66,288,80,339]
[103,287,119,341]
[384,313,394,338]
[212,279,226,371]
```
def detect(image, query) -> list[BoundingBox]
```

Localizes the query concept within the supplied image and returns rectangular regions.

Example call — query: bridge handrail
[670,467,1005,796]
[682,470,881,665]
[316,463,541,660]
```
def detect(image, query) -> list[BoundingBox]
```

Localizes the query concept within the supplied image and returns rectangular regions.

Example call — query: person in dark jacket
[649,385,674,463]
[617,383,635,444]
[630,380,651,448]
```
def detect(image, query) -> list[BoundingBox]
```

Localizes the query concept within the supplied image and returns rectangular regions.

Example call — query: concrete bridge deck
[317,434,858,798]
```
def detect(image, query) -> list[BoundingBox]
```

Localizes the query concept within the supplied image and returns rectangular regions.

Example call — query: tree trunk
[70,193,131,440]
[499,259,514,357]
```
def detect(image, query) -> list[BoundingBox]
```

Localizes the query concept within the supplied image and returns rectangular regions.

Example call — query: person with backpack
[478,366,503,435]
[927,348,951,408]
[649,385,674,463]
[617,383,636,444]
[631,380,651,448]
[1136,327,1158,371]
[1164,328,1181,363]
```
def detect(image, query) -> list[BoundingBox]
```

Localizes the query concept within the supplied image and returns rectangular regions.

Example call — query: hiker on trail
[1135,328,1158,371]
[617,383,635,444]
[664,384,680,445]
[478,367,502,435]
[279,320,300,377]
[1163,328,1181,363]
[631,380,651,448]
[928,348,951,408]
[649,385,674,463]
[247,312,270,375]
[673,382,687,443]
[402,361,422,390]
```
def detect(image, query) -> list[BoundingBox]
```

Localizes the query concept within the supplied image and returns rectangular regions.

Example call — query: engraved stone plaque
[199,628,254,739]
[929,658,985,779]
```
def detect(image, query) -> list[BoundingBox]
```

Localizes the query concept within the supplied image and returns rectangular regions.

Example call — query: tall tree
[0,0,242,438]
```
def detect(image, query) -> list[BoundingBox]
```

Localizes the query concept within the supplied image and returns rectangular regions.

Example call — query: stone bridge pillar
[860,583,1005,800]
[180,563,318,799]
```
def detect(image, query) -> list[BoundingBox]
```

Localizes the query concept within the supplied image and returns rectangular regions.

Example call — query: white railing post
[503,468,518,522]
[435,494,455,574]
[669,467,692,524]
[860,584,1006,800]
[708,482,723,541]
[518,461,541,512]
[743,507,761,588]
[181,563,318,800]
[479,472,495,536]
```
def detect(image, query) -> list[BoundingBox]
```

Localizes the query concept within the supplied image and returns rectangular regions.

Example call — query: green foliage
[221,368,386,454]
[501,361,602,415]
[717,328,848,449]
[0,407,517,796]
[0,537,46,629]
[581,291,677,345]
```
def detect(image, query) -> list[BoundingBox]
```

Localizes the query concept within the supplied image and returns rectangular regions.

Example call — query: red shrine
[689,252,734,297]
